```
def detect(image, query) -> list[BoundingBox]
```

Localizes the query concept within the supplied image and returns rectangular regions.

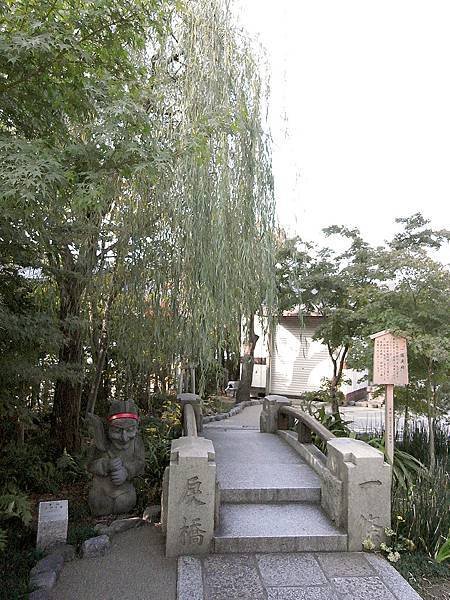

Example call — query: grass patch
[394,552,450,600]
[203,395,235,416]
[67,524,97,549]
[0,523,42,600]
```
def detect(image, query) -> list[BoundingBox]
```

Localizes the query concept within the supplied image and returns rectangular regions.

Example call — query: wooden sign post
[370,331,408,464]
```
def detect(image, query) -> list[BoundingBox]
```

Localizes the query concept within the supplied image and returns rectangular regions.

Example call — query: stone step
[214,503,347,554]
[221,486,321,504]
[219,463,321,504]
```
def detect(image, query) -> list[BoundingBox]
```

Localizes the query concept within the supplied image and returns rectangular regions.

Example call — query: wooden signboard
[370,331,409,464]
[372,331,408,386]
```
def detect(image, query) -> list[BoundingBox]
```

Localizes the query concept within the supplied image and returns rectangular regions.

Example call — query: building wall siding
[269,317,332,396]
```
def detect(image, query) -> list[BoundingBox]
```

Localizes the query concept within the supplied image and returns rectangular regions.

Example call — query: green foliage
[435,536,450,563]
[0,528,6,553]
[398,418,449,469]
[372,525,417,564]
[67,525,97,549]
[0,523,40,600]
[203,396,235,416]
[393,550,450,597]
[277,215,450,424]
[368,438,425,490]
[0,0,275,454]
[0,442,59,493]
[0,489,32,555]
[301,378,348,408]
[0,492,32,527]
[309,406,354,453]
[275,228,379,413]
[393,463,449,557]
[56,450,89,485]
[136,398,182,507]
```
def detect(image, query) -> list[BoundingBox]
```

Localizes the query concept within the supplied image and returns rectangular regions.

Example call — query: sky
[235,1,450,261]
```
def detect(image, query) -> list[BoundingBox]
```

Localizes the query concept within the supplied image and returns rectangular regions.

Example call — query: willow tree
[162,0,276,388]
[91,0,276,404]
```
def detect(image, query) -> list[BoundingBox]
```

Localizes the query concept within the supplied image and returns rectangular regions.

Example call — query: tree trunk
[51,277,84,453]
[236,314,258,404]
[330,376,340,415]
[328,345,348,416]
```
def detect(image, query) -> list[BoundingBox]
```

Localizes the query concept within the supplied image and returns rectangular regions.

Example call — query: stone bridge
[162,394,391,558]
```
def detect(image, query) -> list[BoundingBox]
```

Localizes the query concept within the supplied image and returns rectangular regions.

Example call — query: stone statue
[87,400,145,516]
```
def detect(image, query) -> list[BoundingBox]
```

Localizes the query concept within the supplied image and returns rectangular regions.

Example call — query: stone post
[178,393,203,435]
[324,438,391,551]
[165,436,216,557]
[259,395,292,433]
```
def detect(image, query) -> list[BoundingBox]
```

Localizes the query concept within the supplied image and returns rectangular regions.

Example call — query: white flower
[387,551,401,563]
[384,528,395,537]
[362,538,375,551]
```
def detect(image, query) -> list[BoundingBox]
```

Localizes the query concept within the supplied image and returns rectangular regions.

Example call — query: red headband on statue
[108,412,139,422]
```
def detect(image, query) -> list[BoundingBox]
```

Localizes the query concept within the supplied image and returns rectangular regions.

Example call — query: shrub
[0,442,59,493]
[393,462,449,557]
[310,407,354,453]
[435,536,450,563]
[368,437,424,490]
[135,398,182,508]
[398,418,449,469]
[67,524,97,548]
[56,450,89,485]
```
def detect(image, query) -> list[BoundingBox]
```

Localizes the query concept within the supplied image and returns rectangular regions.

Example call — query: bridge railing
[260,395,392,552]
[162,393,217,557]
[183,403,198,436]
[278,404,337,444]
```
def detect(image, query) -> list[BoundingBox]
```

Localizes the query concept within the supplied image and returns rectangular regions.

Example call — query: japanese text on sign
[373,333,408,386]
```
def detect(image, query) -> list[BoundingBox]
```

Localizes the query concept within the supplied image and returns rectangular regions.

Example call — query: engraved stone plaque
[371,331,408,386]
[36,500,68,550]
[165,437,216,557]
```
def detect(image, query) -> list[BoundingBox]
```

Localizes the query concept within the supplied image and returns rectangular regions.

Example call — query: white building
[250,313,366,398]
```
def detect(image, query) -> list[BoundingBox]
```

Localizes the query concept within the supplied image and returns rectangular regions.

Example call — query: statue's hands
[109,457,122,472]
[109,458,127,486]
[111,466,127,486]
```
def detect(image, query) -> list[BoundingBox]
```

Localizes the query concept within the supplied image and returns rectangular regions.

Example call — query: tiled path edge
[177,551,422,600]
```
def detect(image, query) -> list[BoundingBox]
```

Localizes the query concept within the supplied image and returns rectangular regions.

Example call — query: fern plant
[0,489,32,554]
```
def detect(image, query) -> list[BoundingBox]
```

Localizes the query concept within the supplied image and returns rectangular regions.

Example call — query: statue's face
[107,418,138,451]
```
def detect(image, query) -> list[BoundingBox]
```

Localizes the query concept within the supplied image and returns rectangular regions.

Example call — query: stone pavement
[205,403,262,429]
[178,551,422,600]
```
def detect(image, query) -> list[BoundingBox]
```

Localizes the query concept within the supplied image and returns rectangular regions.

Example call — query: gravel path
[52,524,177,600]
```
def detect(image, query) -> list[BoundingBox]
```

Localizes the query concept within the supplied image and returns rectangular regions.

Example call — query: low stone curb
[28,544,75,598]
[94,516,144,537]
[202,398,264,424]
[81,534,111,558]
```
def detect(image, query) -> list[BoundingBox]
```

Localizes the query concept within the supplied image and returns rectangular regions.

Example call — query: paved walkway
[52,524,177,600]
[178,551,422,600]
[197,404,422,600]
[205,403,262,429]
